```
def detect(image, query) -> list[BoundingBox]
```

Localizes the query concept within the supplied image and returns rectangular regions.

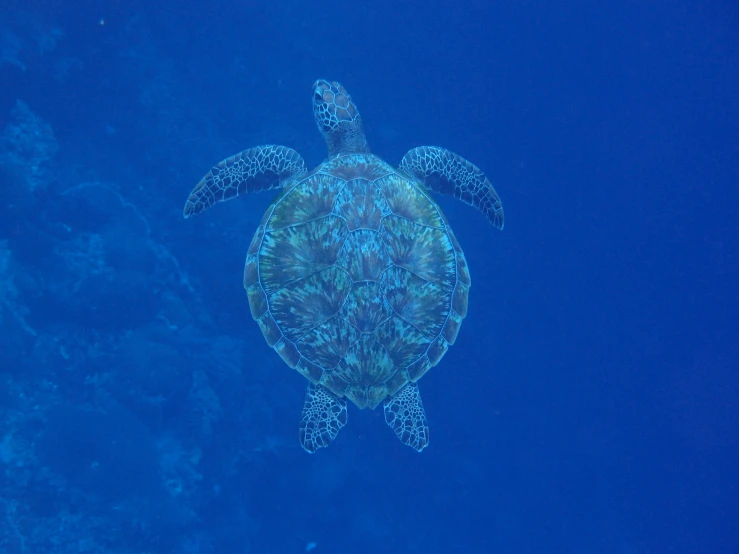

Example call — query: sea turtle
[183,79,504,453]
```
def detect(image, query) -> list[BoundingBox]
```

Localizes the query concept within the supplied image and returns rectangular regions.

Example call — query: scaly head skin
[312,79,370,157]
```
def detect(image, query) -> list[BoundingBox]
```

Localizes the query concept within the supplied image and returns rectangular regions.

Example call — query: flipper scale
[383,382,429,452]
[400,146,504,229]
[184,145,307,217]
[300,383,348,453]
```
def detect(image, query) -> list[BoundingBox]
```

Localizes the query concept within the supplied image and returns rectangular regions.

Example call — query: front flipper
[399,146,504,229]
[384,383,430,452]
[183,145,307,218]
[299,383,348,453]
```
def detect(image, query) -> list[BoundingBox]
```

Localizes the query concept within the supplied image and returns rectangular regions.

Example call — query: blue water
[1,1,737,553]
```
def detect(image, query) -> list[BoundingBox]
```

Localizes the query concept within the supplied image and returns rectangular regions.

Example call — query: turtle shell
[243,153,470,409]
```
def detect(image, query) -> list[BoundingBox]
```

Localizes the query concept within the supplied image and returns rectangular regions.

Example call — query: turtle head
[312,79,369,157]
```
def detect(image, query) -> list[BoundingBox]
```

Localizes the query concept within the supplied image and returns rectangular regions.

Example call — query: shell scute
[274,337,301,368]
[268,174,343,230]
[407,355,432,381]
[427,336,449,366]
[335,229,391,282]
[381,215,456,289]
[257,311,282,347]
[338,282,393,333]
[381,266,449,338]
[441,310,463,345]
[320,154,393,181]
[269,265,352,342]
[243,253,259,288]
[376,174,445,228]
[259,216,348,295]
[296,315,361,369]
[246,283,268,319]
[334,179,390,231]
[374,316,429,369]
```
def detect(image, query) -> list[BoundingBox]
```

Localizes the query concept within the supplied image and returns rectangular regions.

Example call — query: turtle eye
[314,91,324,102]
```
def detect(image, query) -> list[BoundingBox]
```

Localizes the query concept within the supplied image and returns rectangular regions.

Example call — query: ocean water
[0,1,737,553]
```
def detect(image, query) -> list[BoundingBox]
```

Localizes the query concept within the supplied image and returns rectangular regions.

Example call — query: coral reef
[0,9,304,553]
[0,101,59,193]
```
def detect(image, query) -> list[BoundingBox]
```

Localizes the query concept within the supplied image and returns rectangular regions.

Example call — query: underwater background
[1,0,737,552]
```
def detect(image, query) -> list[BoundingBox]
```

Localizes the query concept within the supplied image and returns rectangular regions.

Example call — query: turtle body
[184,80,504,453]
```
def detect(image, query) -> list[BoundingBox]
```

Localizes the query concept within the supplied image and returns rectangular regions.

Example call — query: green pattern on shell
[246,153,469,409]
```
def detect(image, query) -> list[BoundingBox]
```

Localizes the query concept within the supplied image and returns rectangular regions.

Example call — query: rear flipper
[399,145,504,230]
[384,382,430,452]
[299,383,348,453]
